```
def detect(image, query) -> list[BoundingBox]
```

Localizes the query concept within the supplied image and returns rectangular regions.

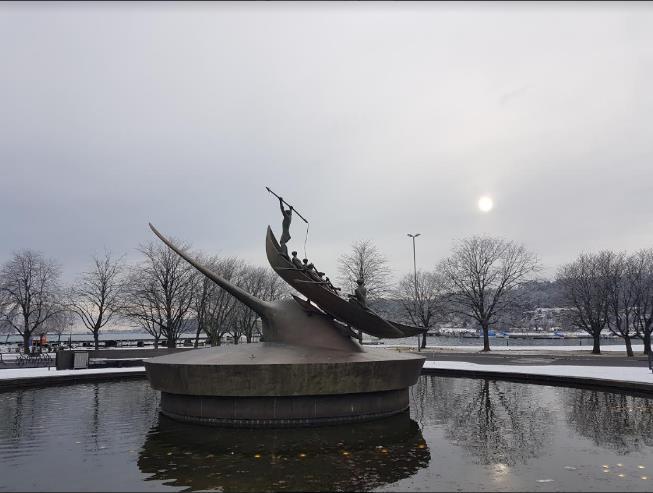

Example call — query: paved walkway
[0,366,146,390]
[415,350,650,367]
[415,349,653,393]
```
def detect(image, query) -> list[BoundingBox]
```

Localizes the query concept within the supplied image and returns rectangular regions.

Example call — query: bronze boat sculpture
[265,226,424,339]
[144,217,426,427]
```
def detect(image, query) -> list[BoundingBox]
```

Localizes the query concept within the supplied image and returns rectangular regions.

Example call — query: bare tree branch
[67,251,125,349]
[556,250,615,355]
[396,270,448,348]
[337,239,392,300]
[120,240,196,348]
[0,250,63,353]
[439,235,540,351]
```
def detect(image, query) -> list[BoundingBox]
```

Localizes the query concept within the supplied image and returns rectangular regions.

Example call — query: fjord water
[0,377,651,492]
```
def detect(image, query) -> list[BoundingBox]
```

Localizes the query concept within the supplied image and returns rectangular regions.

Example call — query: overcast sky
[1,1,652,284]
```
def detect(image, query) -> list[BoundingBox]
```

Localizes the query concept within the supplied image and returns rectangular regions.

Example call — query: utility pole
[407,233,421,350]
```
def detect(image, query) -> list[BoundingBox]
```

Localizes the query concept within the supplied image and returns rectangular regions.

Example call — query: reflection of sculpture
[138,412,430,492]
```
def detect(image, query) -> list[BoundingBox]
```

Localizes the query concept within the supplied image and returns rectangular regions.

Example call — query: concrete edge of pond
[0,370,147,392]
[2,367,653,395]
[421,367,653,395]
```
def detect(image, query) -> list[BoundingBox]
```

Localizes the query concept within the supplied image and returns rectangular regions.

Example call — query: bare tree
[0,308,16,344]
[439,235,540,352]
[231,265,288,344]
[121,241,196,348]
[337,239,392,300]
[396,270,447,349]
[556,251,614,355]
[0,250,63,353]
[337,239,392,341]
[631,248,653,355]
[67,252,124,350]
[604,251,639,357]
[121,274,164,347]
[201,257,244,346]
[190,253,221,348]
[43,309,75,345]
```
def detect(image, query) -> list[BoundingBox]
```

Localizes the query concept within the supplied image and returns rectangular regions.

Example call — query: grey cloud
[1,2,652,284]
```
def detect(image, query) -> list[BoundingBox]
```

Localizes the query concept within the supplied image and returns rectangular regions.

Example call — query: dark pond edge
[1,368,652,397]
[0,370,147,392]
[421,367,653,397]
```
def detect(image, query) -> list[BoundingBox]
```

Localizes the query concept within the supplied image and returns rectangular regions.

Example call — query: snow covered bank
[384,343,646,353]
[423,361,653,385]
[2,362,652,393]
[0,366,145,381]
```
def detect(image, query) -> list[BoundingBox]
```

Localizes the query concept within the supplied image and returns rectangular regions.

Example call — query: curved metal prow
[148,223,271,318]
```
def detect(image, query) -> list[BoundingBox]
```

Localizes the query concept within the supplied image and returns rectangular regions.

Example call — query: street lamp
[407,233,421,350]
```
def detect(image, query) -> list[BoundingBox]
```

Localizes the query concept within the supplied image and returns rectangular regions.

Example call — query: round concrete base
[145,343,425,427]
[160,388,409,427]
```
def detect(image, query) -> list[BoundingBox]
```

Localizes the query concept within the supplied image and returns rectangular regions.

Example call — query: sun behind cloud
[478,195,494,213]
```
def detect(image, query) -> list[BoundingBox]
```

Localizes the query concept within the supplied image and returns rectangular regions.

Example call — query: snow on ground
[384,344,646,353]
[2,361,652,387]
[0,366,145,380]
[423,361,653,384]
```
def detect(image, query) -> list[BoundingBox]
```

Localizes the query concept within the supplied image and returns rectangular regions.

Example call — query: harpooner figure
[278,197,293,257]
[348,278,368,309]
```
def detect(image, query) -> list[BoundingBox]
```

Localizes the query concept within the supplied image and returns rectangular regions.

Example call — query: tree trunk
[481,322,490,352]
[94,331,99,350]
[420,331,427,349]
[194,325,201,348]
[357,330,363,344]
[23,332,31,354]
[592,333,601,355]
[233,336,239,345]
[644,332,651,356]
[624,335,634,357]
[153,336,159,349]
[246,334,252,343]
[168,337,176,348]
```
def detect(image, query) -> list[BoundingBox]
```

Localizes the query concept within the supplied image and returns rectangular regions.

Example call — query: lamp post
[407,233,421,350]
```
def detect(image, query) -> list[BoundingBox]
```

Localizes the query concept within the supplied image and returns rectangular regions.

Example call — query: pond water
[0,377,652,492]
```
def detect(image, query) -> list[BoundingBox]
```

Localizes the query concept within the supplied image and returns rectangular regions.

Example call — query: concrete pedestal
[145,343,425,427]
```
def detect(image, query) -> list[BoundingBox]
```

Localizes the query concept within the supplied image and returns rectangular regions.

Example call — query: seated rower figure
[302,259,322,281]
[291,251,304,270]
[348,278,368,309]
[325,277,341,292]
[316,272,329,286]
[308,267,322,282]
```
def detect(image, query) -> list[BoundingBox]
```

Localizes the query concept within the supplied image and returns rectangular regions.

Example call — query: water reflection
[2,377,653,492]
[564,388,653,454]
[0,381,163,492]
[411,376,554,465]
[138,412,430,492]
